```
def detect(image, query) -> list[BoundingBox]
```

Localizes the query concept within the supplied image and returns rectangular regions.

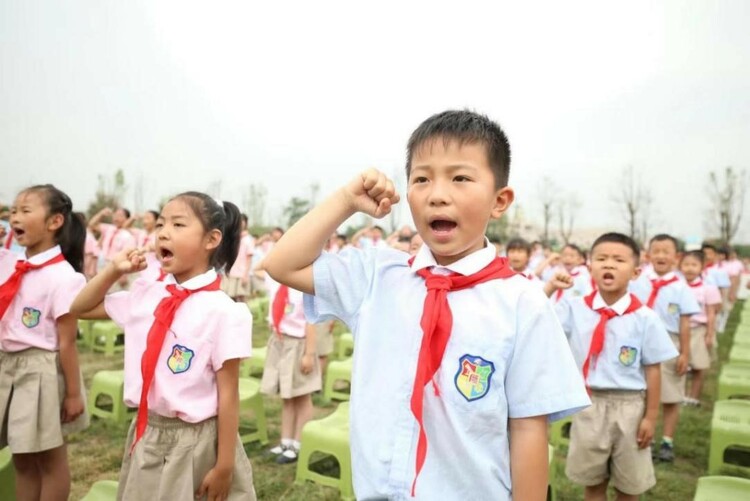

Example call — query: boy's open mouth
[159,248,174,262]
[429,220,457,232]
[12,228,25,237]
[601,272,615,284]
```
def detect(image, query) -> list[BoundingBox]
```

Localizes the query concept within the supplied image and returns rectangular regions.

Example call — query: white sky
[2,0,749,241]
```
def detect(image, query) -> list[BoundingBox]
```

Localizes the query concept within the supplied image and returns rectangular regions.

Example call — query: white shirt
[630,271,701,333]
[555,292,677,390]
[703,264,731,289]
[304,242,589,500]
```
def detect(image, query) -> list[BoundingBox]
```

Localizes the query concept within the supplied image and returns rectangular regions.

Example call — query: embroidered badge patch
[284,302,294,315]
[619,346,638,366]
[167,344,194,374]
[667,303,679,315]
[454,354,495,402]
[22,307,41,328]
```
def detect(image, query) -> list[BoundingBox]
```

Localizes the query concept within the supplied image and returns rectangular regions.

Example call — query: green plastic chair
[336,333,354,360]
[239,346,267,378]
[547,443,556,501]
[323,357,353,402]
[88,370,135,423]
[730,345,750,364]
[80,479,118,500]
[247,298,264,322]
[295,402,354,501]
[0,447,15,501]
[91,321,124,356]
[718,363,750,400]
[708,400,750,475]
[549,415,572,449]
[694,475,750,500]
[77,319,97,348]
[238,377,268,446]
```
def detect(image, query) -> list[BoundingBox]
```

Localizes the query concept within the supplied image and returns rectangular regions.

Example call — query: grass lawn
[69,303,747,500]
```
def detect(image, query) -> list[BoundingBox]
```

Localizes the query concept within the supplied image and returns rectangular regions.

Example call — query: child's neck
[173,265,213,285]
[599,288,628,306]
[653,268,672,278]
[25,239,57,260]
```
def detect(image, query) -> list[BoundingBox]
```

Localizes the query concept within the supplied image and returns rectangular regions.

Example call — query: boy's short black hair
[563,243,584,258]
[650,233,680,252]
[682,250,705,265]
[701,242,717,253]
[406,110,511,189]
[506,238,531,254]
[591,232,640,264]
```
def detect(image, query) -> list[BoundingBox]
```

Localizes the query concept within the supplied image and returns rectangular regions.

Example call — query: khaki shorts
[118,413,256,501]
[222,276,250,299]
[0,348,89,453]
[260,334,321,399]
[315,321,334,357]
[661,333,685,404]
[566,390,655,495]
[689,325,711,370]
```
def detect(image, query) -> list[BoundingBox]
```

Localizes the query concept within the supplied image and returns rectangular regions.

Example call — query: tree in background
[613,165,653,245]
[86,169,127,218]
[242,182,268,227]
[282,196,310,228]
[557,193,581,245]
[707,166,747,244]
[537,176,556,245]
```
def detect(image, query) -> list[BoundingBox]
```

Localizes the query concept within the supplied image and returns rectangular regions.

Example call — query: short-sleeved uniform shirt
[304,242,590,500]
[703,264,730,290]
[0,246,86,352]
[105,269,252,422]
[228,234,254,279]
[266,277,306,338]
[686,279,721,326]
[554,292,677,390]
[98,223,137,262]
[630,271,700,333]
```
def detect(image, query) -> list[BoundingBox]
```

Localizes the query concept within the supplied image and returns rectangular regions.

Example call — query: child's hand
[343,168,400,218]
[195,466,233,501]
[549,272,573,291]
[111,248,147,275]
[101,207,113,217]
[676,353,689,375]
[636,417,655,449]
[61,394,85,423]
[705,334,715,349]
[300,353,315,375]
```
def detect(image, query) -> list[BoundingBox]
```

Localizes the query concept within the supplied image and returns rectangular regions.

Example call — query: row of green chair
[78,319,124,356]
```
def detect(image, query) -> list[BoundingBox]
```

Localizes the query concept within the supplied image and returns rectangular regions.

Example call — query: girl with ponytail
[71,192,257,500]
[0,184,89,500]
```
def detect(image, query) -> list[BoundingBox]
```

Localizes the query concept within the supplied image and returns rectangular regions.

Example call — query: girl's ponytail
[217,201,242,273]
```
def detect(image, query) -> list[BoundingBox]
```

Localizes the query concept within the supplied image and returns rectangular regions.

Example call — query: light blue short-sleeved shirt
[703,265,731,289]
[304,242,590,500]
[630,271,701,333]
[555,292,678,390]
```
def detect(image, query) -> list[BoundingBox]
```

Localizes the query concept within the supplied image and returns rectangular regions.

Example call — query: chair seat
[81,480,119,500]
[238,378,268,446]
[323,357,353,402]
[694,475,750,500]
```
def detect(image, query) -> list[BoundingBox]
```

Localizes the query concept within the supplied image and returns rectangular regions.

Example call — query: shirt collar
[411,238,496,276]
[22,245,62,264]
[592,291,632,315]
[165,268,218,290]
[647,270,675,281]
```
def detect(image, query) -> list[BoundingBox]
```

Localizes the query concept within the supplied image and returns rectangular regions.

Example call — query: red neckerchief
[582,291,642,390]
[131,275,222,453]
[646,275,678,308]
[271,284,289,338]
[0,253,65,320]
[408,255,515,496]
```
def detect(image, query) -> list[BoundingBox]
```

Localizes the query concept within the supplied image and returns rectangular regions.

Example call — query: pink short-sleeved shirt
[85,231,100,256]
[104,269,253,422]
[266,278,306,338]
[99,223,137,261]
[687,278,722,326]
[228,234,254,279]
[0,246,86,352]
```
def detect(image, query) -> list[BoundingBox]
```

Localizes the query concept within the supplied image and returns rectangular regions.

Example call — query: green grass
[70,304,747,500]
[554,302,747,500]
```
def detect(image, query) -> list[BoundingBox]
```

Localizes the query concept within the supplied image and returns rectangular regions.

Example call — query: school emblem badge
[167,344,194,374]
[667,303,679,315]
[22,307,41,328]
[284,302,294,315]
[454,354,495,402]
[619,346,638,366]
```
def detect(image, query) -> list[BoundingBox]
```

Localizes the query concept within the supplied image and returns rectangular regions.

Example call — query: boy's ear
[204,229,222,252]
[490,187,515,219]
[632,263,642,281]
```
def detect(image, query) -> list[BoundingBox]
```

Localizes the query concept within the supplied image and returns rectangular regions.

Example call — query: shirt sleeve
[303,247,379,329]
[211,302,253,370]
[553,298,573,338]
[679,284,701,316]
[104,278,150,327]
[640,310,679,364]
[51,272,87,319]
[705,285,722,306]
[505,288,591,422]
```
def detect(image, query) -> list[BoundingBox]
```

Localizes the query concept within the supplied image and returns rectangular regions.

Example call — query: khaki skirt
[315,321,335,357]
[0,348,89,453]
[118,413,256,501]
[689,325,712,370]
[260,334,321,399]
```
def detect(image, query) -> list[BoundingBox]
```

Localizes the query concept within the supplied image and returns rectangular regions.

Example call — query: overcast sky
[2,0,749,242]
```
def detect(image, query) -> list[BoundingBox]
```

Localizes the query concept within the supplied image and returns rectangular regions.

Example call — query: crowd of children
[0,109,748,500]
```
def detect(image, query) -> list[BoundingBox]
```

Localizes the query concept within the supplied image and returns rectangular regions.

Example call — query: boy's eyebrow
[411,163,480,172]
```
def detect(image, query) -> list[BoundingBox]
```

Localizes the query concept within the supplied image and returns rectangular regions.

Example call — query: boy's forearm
[58,314,82,397]
[70,263,122,315]
[264,189,355,294]
[304,323,317,356]
[509,415,549,501]
[678,315,691,356]
[644,364,660,420]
